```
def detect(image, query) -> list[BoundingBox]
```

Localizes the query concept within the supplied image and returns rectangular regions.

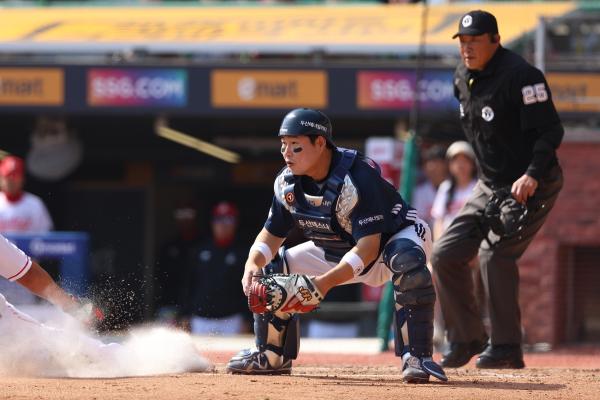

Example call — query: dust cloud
[0,321,212,378]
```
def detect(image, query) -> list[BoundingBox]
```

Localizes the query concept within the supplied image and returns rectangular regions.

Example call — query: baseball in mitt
[248,274,324,314]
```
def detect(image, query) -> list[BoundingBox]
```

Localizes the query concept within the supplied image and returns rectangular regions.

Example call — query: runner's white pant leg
[0,293,121,377]
[0,293,62,374]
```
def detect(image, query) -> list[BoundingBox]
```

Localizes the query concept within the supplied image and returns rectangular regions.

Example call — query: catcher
[226,108,447,383]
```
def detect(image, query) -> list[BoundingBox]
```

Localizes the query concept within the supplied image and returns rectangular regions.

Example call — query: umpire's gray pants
[431,169,563,345]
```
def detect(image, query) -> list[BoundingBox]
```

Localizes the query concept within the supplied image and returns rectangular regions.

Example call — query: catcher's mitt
[248,274,324,314]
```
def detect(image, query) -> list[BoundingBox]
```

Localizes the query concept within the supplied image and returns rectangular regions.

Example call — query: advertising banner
[211,70,327,108]
[0,68,63,106]
[357,70,456,111]
[547,73,600,113]
[0,4,575,55]
[88,68,187,106]
[5,232,90,297]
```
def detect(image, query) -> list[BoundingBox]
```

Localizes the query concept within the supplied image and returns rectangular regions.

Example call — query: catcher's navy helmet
[278,108,334,145]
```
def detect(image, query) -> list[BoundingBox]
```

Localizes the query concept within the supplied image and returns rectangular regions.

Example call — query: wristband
[249,242,273,263]
[341,251,365,276]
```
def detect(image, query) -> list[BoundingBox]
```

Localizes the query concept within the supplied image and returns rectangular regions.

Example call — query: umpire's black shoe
[476,344,525,369]
[440,339,488,368]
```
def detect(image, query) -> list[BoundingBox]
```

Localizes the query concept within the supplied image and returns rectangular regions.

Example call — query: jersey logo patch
[285,192,295,204]
[462,15,473,27]
[482,106,494,122]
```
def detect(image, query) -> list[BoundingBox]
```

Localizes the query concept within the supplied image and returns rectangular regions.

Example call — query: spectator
[429,141,478,350]
[431,141,477,240]
[155,204,202,324]
[181,201,250,335]
[0,156,53,234]
[0,155,54,306]
[412,145,449,227]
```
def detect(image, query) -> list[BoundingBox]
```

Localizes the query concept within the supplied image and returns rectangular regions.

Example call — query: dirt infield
[1,348,599,400]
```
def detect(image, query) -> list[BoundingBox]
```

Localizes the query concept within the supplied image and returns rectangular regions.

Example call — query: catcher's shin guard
[226,313,299,374]
[260,246,300,359]
[384,239,436,358]
[384,238,447,382]
[227,249,300,375]
[255,312,300,359]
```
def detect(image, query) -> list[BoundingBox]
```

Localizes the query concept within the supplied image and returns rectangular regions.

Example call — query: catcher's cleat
[401,354,448,383]
[402,355,430,383]
[226,348,292,375]
[421,357,448,382]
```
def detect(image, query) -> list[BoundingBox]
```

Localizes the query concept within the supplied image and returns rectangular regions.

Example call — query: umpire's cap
[278,108,334,146]
[453,10,499,39]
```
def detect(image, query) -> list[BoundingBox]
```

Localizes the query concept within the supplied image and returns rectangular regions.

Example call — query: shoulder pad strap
[326,148,357,192]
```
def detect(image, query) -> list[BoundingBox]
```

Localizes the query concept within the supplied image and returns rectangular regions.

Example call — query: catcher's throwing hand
[248,274,324,314]
[242,265,262,296]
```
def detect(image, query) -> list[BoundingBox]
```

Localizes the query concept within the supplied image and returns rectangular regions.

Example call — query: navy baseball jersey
[265,148,416,257]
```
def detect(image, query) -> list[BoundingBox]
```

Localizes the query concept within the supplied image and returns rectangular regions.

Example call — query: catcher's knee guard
[383,238,436,359]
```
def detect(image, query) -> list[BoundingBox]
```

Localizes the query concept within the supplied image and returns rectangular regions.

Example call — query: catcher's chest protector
[281,148,357,262]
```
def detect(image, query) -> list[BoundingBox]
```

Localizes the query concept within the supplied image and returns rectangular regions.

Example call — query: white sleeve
[30,196,53,233]
[37,200,54,232]
[0,234,32,281]
[431,180,451,220]
[411,184,427,216]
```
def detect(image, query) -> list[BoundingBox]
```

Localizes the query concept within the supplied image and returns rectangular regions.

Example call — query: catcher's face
[280,135,328,178]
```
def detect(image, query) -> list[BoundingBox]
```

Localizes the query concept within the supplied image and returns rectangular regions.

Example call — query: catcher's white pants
[285,218,432,287]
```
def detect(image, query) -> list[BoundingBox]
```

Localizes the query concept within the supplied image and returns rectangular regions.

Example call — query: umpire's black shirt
[454,46,564,186]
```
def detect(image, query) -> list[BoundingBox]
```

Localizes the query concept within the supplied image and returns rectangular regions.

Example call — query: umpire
[431,10,564,369]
